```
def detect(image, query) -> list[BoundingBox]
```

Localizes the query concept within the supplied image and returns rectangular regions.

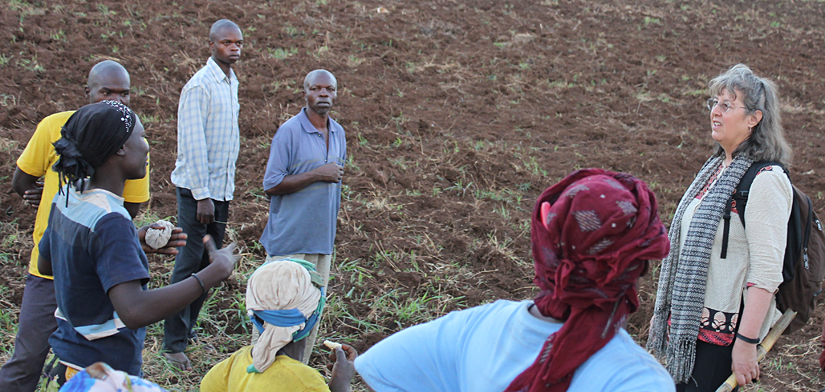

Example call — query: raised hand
[327,344,358,392]
[203,234,239,280]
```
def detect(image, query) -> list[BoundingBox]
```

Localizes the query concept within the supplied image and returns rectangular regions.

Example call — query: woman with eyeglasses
[647,64,793,391]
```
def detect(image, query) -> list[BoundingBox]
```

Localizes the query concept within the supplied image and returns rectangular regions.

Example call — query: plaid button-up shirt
[171,57,240,201]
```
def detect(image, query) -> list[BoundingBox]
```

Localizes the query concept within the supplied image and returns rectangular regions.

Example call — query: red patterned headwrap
[505,168,669,392]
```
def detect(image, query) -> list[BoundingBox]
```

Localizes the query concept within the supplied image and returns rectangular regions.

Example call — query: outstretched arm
[107,236,237,330]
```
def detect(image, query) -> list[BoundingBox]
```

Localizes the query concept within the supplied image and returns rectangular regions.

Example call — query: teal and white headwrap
[245,258,325,373]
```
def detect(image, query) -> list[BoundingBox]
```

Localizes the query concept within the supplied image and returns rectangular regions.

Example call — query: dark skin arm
[326,344,358,392]
[107,235,238,330]
[264,163,343,196]
[37,254,52,276]
[12,167,42,208]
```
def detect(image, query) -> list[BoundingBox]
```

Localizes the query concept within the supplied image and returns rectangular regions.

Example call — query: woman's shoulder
[751,164,792,193]
[443,299,525,324]
[94,209,136,232]
[744,163,793,218]
[754,163,788,177]
[578,330,674,391]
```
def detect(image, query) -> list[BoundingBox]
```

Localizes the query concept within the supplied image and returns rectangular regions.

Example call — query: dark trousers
[676,340,737,392]
[0,274,57,392]
[162,187,229,353]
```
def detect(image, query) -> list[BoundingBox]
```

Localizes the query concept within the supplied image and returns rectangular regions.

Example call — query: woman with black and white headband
[37,101,239,386]
[648,64,793,391]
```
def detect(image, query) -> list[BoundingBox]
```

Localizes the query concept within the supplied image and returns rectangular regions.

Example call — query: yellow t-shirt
[201,346,330,392]
[16,110,150,278]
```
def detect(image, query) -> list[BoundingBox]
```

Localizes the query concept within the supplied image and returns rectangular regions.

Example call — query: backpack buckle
[803,247,809,270]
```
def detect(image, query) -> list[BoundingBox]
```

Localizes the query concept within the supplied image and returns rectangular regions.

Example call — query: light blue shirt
[355,300,675,392]
[260,108,346,255]
[171,57,240,201]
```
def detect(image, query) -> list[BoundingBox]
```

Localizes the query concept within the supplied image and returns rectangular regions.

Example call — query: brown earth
[1,0,824,390]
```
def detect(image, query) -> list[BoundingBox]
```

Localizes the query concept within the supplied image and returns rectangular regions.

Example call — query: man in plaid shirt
[163,19,243,370]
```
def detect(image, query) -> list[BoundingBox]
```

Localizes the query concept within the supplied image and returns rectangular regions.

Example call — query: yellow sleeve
[123,151,150,204]
[16,112,67,177]
[18,111,74,279]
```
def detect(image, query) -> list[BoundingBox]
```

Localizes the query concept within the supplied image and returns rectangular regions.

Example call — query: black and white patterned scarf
[647,154,752,383]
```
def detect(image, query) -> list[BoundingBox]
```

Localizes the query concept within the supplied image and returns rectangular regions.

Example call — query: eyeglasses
[707,98,747,113]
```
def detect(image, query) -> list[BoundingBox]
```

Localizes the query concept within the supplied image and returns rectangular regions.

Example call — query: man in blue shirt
[260,69,346,362]
[164,19,242,370]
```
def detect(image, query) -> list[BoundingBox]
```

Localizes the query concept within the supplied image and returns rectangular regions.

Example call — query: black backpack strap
[720,161,783,258]
[721,195,733,259]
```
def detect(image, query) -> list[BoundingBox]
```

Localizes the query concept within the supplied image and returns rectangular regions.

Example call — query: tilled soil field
[1,0,824,390]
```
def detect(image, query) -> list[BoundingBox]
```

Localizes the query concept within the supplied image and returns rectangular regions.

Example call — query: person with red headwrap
[353,168,673,392]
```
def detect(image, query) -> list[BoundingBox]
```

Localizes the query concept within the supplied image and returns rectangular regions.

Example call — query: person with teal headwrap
[200,259,357,392]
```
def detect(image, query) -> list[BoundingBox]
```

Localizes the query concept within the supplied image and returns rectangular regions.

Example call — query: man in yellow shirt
[1,60,149,392]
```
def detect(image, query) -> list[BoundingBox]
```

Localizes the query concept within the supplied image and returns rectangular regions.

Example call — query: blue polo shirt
[261,108,346,256]
[40,186,150,375]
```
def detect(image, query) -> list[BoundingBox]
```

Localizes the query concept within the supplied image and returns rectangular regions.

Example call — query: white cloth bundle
[145,220,174,249]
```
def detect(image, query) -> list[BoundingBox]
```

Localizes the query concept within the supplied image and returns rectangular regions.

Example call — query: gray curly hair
[709,64,792,165]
